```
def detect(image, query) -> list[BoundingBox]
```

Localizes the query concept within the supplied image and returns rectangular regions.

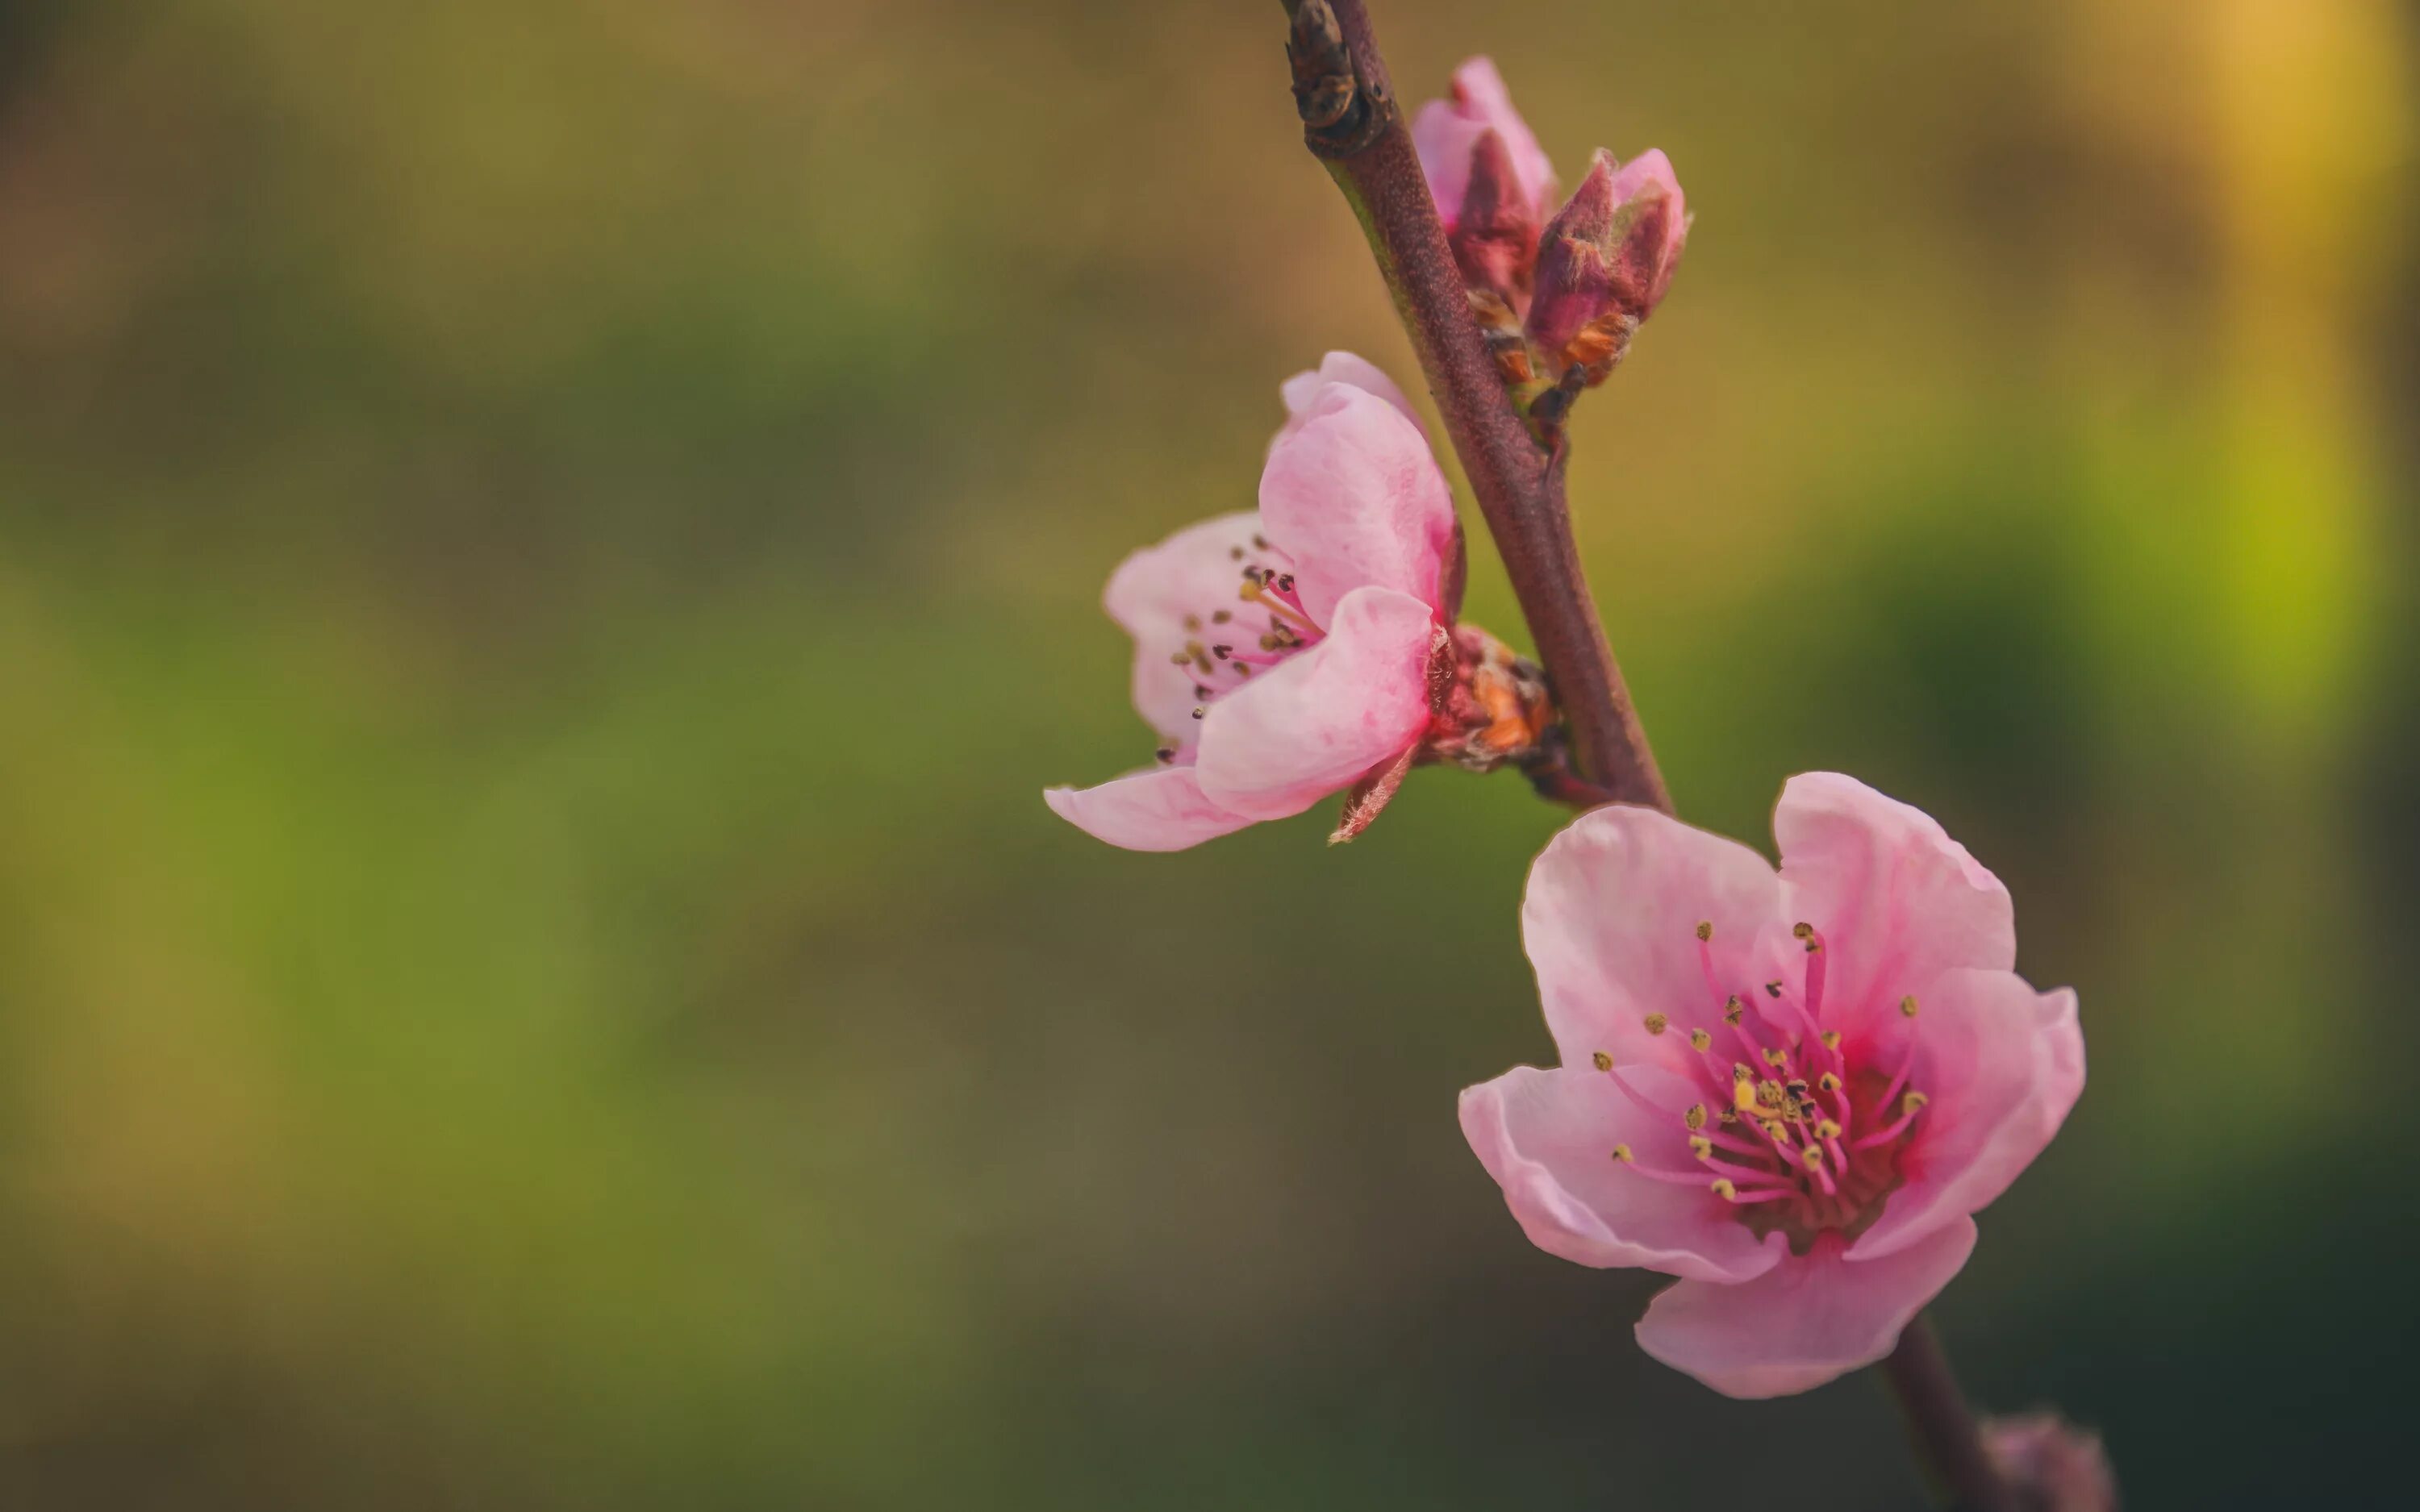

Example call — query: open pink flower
[1044,355,1457,852]
[1459,774,2084,1397]
[1412,57,1557,232]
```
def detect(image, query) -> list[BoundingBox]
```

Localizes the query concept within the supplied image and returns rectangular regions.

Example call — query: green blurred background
[1,1,2414,1506]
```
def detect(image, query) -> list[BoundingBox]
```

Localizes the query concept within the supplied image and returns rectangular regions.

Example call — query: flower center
[1151,533,1326,764]
[1595,922,1927,1256]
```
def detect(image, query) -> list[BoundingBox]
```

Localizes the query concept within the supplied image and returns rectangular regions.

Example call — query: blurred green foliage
[0,1,2414,1506]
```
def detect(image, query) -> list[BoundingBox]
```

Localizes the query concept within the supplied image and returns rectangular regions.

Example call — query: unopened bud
[1449,129,1542,303]
[1412,58,1556,236]
[1525,148,1690,388]
[1983,1412,2120,1512]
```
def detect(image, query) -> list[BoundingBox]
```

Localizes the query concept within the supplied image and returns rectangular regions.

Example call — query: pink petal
[1521,803,1785,1085]
[1274,351,1425,453]
[1608,148,1684,211]
[1193,585,1435,821]
[1258,385,1457,626]
[1458,1064,1782,1284]
[1850,973,2084,1261]
[1635,1218,1978,1399]
[1410,56,1556,231]
[1774,773,2016,1038]
[1043,764,1259,852]
[1102,510,1271,745]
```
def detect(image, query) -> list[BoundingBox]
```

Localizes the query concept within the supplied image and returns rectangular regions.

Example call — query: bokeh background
[2,1,2414,1506]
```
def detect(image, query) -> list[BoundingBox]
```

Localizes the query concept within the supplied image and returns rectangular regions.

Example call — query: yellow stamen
[1610,1143,1634,1164]
[1689,1028,1713,1052]
[1688,1135,1713,1160]
[1814,1119,1842,1141]
[1901,994,1920,1018]
[1696,921,1713,941]
[1592,1051,1613,1071]
[1711,1178,1738,1201]
[1817,1072,1842,1093]
[1800,1146,1825,1171]
[1239,581,1316,631]
[1820,1031,1841,1052]
[1643,1013,1669,1036]
[1684,1104,1707,1131]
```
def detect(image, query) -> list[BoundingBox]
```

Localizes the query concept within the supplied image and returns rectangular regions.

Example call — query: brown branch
[1282,0,1670,815]
[1281,10,2015,1509]
[1880,1318,2020,1512]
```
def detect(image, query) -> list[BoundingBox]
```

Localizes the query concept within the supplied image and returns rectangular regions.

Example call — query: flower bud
[1412,58,1555,237]
[1525,148,1690,386]
[1449,129,1542,305]
[1984,1412,2120,1512]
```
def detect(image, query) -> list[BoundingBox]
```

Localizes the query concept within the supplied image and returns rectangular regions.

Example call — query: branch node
[1286,0,1389,157]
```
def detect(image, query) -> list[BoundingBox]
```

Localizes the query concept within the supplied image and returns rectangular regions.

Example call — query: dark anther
[1155,748,1176,764]
[1211,610,1232,624]
[1212,644,1233,660]
[1764,981,1784,998]
[1275,573,1295,592]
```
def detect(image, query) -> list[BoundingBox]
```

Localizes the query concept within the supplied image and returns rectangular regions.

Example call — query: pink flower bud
[1412,58,1556,236]
[1448,129,1542,303]
[1986,1413,2121,1512]
[1525,148,1690,385]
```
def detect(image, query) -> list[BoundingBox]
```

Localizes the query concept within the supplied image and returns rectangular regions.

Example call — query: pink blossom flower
[1412,57,1557,232]
[1044,355,1458,852]
[1458,774,2084,1397]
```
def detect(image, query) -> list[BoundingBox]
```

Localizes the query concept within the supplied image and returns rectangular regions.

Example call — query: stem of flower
[1280,8,2017,1505]
[1280,0,1670,814]
[1879,1316,2019,1512]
